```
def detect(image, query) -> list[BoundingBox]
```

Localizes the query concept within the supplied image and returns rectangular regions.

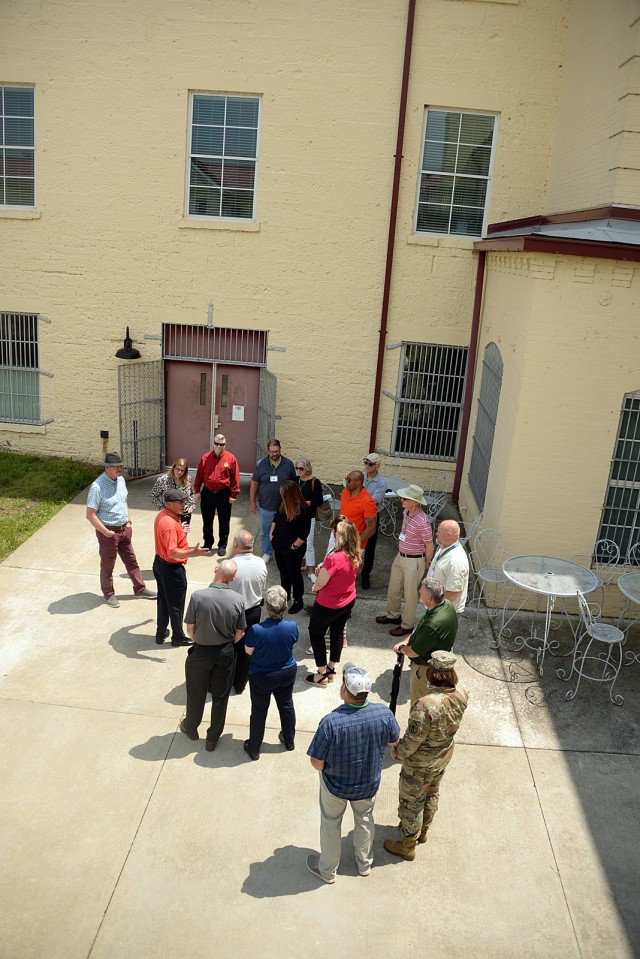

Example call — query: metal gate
[117,360,164,477]
[257,367,277,461]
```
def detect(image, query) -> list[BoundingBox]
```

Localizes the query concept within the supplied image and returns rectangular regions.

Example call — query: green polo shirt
[409,599,458,665]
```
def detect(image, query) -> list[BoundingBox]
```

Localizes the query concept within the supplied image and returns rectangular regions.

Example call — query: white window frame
[414,107,497,239]
[185,92,261,221]
[389,342,468,461]
[0,85,36,209]
[598,391,640,562]
[0,312,52,424]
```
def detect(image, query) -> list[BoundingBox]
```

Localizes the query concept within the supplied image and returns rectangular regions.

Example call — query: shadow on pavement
[110,621,168,662]
[48,592,104,614]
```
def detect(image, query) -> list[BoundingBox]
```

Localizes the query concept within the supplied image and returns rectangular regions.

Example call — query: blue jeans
[259,507,276,556]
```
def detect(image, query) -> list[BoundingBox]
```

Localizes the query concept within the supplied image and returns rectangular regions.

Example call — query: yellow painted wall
[459,252,640,563]
[545,0,640,212]
[1,0,567,481]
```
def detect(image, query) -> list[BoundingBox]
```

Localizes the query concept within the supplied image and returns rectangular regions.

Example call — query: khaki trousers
[317,777,376,879]
[386,553,425,629]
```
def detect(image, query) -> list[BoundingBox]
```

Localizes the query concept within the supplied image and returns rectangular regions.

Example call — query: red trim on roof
[474,234,640,262]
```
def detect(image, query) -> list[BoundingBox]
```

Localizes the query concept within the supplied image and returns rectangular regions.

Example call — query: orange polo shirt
[154,509,189,564]
[339,487,377,536]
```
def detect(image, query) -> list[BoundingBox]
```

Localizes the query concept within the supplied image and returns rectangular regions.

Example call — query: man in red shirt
[194,433,240,557]
[153,489,208,645]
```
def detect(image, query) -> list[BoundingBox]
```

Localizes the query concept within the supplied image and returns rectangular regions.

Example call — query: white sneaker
[306,645,313,655]
[264,554,272,564]
[308,573,317,584]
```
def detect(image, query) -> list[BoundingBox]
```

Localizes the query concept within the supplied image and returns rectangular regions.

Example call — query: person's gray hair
[264,585,289,619]
[295,456,312,474]
[420,577,445,604]
[233,530,254,551]
[216,559,238,582]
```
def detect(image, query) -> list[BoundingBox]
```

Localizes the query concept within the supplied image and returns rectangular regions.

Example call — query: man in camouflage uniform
[384,650,468,862]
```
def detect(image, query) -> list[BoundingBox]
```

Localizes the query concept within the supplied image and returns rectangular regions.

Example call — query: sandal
[304,671,329,687]
[325,666,337,682]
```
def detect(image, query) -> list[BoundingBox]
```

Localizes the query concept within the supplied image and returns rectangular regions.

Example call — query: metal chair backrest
[627,542,640,567]
[459,510,484,548]
[423,470,449,499]
[591,539,620,582]
[577,590,597,630]
[469,528,505,574]
[425,490,448,524]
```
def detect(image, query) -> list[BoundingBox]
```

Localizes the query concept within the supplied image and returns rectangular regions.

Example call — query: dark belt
[399,551,425,559]
[104,524,127,531]
[155,554,186,566]
[194,641,233,649]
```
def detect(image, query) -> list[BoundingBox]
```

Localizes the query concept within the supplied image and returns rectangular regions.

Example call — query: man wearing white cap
[361,452,387,589]
[375,484,434,636]
[306,663,399,882]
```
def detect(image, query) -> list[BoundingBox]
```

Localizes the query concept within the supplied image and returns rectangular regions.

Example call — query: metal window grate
[162,324,267,366]
[598,391,640,561]
[468,343,503,509]
[391,342,468,461]
[0,311,42,423]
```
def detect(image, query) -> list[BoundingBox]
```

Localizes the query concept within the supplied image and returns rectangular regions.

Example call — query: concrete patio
[0,476,639,959]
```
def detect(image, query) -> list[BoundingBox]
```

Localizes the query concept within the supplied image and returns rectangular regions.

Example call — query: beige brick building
[1,0,639,570]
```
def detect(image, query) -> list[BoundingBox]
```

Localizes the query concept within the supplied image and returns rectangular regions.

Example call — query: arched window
[598,390,640,561]
[468,343,503,509]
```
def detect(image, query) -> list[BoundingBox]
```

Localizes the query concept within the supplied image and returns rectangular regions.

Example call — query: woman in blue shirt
[243,585,298,761]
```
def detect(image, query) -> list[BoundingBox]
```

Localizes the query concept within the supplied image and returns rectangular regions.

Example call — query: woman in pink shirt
[305,517,362,687]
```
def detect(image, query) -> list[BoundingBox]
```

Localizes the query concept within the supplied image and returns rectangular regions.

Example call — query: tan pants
[317,777,376,879]
[409,661,430,705]
[386,553,425,629]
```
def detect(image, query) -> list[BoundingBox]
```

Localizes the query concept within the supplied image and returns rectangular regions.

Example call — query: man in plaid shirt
[306,663,399,882]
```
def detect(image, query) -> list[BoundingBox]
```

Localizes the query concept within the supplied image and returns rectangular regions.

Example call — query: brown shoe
[179,719,199,741]
[205,739,217,752]
[389,625,413,637]
[376,615,401,625]
[384,836,417,861]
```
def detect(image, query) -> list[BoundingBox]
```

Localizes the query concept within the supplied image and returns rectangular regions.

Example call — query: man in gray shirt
[361,452,387,590]
[181,559,246,752]
[229,529,267,694]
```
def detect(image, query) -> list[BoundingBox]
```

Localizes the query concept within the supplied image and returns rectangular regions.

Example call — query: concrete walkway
[1,477,639,959]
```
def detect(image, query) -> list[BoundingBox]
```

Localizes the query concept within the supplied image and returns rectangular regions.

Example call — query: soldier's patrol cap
[429,650,457,671]
[342,662,372,695]
[164,488,188,503]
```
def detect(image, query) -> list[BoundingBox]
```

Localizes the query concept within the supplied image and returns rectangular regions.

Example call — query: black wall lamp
[115,326,141,360]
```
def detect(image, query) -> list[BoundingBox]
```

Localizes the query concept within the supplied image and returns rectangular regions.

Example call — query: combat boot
[418,823,429,844]
[384,836,417,861]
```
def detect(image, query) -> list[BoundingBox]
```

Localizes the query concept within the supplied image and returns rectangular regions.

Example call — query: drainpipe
[369,0,417,453]
[452,249,486,503]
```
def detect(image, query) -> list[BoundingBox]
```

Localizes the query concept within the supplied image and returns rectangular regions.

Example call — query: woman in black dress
[270,480,312,613]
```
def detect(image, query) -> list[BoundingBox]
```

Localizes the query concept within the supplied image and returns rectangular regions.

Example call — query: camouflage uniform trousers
[397,743,454,840]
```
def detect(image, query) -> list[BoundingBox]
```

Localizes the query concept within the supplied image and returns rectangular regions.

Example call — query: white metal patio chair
[558,592,625,705]
[379,475,405,538]
[459,510,484,549]
[625,542,640,567]
[568,538,621,608]
[319,482,339,529]
[467,529,513,639]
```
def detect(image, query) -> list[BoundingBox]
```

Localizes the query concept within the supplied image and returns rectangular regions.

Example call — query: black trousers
[200,487,233,550]
[274,544,306,603]
[309,599,356,667]
[233,602,262,694]
[184,642,235,744]
[247,663,297,753]
[362,514,379,580]
[152,555,187,641]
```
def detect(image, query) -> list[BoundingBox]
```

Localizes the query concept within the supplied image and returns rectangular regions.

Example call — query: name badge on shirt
[270,475,279,483]
[399,533,407,542]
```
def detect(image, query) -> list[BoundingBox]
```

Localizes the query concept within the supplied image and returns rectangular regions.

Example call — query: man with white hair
[306,663,399,882]
[229,529,268,694]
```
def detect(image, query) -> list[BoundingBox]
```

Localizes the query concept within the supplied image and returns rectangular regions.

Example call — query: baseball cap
[364,452,381,464]
[342,662,372,695]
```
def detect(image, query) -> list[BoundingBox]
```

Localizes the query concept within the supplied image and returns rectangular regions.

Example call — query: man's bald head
[214,559,238,583]
[437,519,460,547]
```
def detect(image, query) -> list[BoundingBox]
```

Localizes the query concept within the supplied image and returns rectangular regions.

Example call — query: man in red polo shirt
[194,433,240,557]
[153,489,208,646]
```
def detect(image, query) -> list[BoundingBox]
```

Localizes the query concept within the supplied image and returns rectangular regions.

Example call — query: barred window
[415,109,496,238]
[187,94,260,220]
[1,86,35,207]
[469,343,503,509]
[392,343,468,460]
[0,312,41,422]
[598,391,640,561]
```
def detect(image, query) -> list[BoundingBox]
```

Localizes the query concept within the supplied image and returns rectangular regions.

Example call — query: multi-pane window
[469,343,503,509]
[1,87,35,207]
[598,391,640,561]
[0,312,41,422]
[392,343,468,460]
[187,94,260,219]
[415,109,496,237]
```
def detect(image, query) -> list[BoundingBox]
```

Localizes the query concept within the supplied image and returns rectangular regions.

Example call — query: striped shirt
[398,507,433,556]
[86,472,129,526]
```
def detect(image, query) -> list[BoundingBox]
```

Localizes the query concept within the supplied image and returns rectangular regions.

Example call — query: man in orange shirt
[339,471,377,548]
[153,489,208,646]
[194,433,240,557]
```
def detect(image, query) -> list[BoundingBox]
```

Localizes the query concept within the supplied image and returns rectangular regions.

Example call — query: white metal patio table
[502,556,599,675]
[617,572,640,663]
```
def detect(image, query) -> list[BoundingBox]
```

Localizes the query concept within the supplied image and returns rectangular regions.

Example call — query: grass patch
[0,452,100,563]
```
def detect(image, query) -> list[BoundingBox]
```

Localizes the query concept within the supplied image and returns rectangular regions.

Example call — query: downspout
[452,249,486,503]
[368,0,417,453]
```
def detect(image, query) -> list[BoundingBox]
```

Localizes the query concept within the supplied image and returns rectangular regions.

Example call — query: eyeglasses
[363,460,373,466]
[214,442,226,447]
[175,468,186,473]
[295,466,305,472]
